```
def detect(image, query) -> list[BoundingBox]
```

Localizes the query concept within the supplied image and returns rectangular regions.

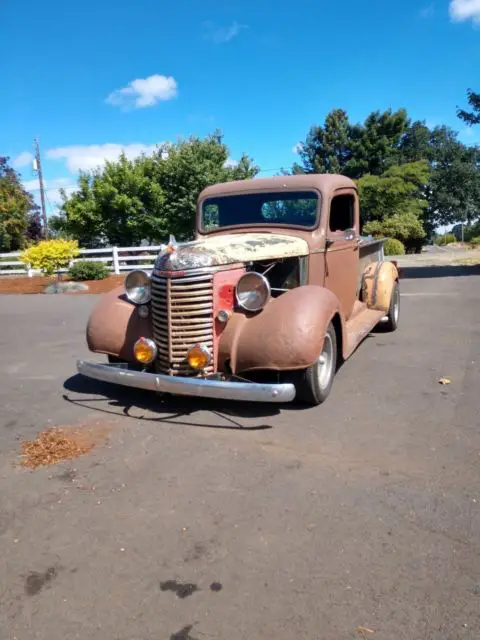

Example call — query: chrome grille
[151,272,214,376]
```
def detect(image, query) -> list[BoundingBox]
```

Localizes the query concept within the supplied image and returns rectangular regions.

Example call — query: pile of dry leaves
[20,425,108,469]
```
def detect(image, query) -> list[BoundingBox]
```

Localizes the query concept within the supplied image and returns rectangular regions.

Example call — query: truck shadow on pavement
[63,374,278,430]
[63,332,373,429]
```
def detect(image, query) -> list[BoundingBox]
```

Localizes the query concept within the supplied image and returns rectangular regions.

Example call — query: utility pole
[33,138,48,239]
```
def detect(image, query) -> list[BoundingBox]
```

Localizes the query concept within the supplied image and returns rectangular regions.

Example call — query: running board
[345,308,385,358]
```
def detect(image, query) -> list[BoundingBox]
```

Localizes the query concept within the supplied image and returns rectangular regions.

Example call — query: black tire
[383,281,400,332]
[295,322,337,406]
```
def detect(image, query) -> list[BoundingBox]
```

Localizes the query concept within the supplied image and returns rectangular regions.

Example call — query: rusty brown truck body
[77,174,400,405]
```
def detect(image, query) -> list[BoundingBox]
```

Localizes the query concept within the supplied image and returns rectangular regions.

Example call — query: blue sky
[1,0,480,216]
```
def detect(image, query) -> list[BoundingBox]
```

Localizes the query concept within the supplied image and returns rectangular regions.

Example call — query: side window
[329,194,355,233]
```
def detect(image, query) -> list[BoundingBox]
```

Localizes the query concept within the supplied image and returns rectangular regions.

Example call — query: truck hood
[154,233,309,272]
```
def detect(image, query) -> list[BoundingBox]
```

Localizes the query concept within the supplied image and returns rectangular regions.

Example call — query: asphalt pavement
[0,265,479,640]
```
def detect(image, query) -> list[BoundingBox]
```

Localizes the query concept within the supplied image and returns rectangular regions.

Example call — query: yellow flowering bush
[20,239,80,276]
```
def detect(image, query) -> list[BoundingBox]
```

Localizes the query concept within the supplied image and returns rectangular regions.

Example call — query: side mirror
[344,228,357,242]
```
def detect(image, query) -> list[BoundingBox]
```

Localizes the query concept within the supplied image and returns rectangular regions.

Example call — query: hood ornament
[159,234,178,263]
[160,234,178,255]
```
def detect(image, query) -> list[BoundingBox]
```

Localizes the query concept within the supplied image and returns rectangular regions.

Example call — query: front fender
[86,286,153,362]
[218,285,345,374]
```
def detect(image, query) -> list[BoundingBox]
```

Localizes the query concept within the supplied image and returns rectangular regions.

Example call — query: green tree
[295,107,480,241]
[0,156,40,251]
[57,133,259,246]
[144,135,259,240]
[427,127,480,228]
[399,123,480,233]
[349,109,409,177]
[359,161,430,252]
[296,108,409,179]
[296,109,354,175]
[457,89,480,127]
[398,120,432,163]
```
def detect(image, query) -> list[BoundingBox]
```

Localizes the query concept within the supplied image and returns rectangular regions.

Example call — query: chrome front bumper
[76,360,296,403]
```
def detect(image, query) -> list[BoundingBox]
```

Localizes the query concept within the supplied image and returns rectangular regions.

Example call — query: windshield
[200,190,320,232]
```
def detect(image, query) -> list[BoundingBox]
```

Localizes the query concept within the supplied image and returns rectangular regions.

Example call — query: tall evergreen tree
[457,89,480,127]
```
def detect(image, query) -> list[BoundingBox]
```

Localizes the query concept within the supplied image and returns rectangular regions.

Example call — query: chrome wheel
[317,332,334,391]
[392,286,400,325]
[294,321,338,406]
[382,282,400,332]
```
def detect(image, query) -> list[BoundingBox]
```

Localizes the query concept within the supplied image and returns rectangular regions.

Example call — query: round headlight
[236,272,271,312]
[125,270,151,305]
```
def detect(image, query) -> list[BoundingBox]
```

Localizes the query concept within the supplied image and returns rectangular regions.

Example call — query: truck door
[324,190,359,321]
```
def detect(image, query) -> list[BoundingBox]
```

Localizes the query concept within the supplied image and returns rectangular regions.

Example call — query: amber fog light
[133,337,157,365]
[187,344,211,371]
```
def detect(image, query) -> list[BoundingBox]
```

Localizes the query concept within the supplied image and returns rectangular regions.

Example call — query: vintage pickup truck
[77,174,399,405]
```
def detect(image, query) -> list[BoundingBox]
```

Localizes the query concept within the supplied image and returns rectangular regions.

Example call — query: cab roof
[199,174,357,200]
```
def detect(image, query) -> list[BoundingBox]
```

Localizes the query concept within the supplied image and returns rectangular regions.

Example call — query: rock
[43,282,89,294]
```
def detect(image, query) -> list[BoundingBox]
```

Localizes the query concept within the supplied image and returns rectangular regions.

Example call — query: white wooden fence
[0,246,163,277]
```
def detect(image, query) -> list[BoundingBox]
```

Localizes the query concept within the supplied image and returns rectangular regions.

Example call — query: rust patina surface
[154,233,309,273]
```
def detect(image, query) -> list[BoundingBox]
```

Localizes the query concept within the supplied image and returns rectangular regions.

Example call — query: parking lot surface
[1,266,479,640]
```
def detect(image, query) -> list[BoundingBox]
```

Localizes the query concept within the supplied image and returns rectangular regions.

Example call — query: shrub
[470,236,480,248]
[434,233,456,246]
[384,238,405,256]
[20,239,79,276]
[68,260,110,281]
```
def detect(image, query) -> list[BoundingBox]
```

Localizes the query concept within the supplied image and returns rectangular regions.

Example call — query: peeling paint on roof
[154,233,309,271]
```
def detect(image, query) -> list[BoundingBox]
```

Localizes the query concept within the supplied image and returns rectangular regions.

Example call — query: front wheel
[295,322,337,406]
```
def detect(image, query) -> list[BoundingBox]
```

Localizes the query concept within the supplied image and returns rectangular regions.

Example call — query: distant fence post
[112,246,120,274]
[27,264,33,278]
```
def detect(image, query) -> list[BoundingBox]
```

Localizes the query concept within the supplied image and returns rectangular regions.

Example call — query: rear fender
[218,285,346,374]
[362,261,399,313]
[86,286,153,362]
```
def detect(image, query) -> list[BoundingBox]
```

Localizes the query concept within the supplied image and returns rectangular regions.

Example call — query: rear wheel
[295,322,337,406]
[382,281,400,332]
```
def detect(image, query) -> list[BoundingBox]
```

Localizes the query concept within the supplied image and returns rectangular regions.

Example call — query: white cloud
[292,143,303,154]
[12,151,34,169]
[46,142,162,172]
[203,21,248,44]
[106,74,178,110]
[224,158,239,168]
[450,0,480,23]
